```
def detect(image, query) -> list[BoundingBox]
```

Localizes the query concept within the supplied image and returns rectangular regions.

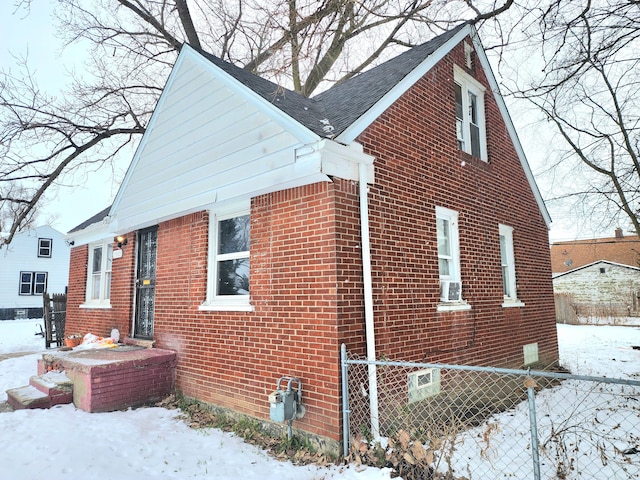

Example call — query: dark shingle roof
[196,23,467,138]
[313,24,467,136]
[68,205,111,234]
[195,48,330,137]
[69,26,468,234]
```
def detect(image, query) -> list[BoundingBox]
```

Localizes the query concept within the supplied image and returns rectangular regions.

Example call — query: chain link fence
[341,345,640,479]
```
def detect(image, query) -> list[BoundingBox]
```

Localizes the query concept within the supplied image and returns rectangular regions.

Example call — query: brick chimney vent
[615,227,623,238]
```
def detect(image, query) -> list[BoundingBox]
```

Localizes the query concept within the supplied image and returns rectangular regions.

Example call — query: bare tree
[491,1,640,238]
[1,0,514,246]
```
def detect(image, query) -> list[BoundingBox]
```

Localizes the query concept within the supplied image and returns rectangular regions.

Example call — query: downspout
[358,161,380,439]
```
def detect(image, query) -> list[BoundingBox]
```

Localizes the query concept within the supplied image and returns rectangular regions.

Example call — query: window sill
[502,300,525,308]
[437,302,471,312]
[199,301,254,312]
[80,302,112,309]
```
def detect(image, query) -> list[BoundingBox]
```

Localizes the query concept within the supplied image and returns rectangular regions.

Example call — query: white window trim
[19,271,48,296]
[81,240,112,309]
[499,224,524,308]
[454,65,487,161]
[436,206,469,311]
[436,206,460,283]
[38,238,52,258]
[200,203,254,312]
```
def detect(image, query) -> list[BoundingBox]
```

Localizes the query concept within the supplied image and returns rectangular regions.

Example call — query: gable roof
[68,206,111,234]
[192,22,468,140]
[190,22,549,226]
[313,23,468,138]
[72,22,550,238]
[553,259,640,279]
[193,48,330,138]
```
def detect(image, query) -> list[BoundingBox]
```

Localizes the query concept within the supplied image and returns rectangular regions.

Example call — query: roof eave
[335,24,472,144]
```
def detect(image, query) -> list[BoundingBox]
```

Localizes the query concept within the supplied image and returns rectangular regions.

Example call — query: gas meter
[269,377,303,423]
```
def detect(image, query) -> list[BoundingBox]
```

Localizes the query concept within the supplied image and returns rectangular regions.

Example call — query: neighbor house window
[437,206,463,303]
[454,65,487,160]
[201,203,252,311]
[38,238,52,258]
[19,271,47,295]
[83,241,112,306]
[499,224,521,305]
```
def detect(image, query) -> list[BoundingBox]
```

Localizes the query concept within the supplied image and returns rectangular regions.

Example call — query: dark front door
[134,226,158,339]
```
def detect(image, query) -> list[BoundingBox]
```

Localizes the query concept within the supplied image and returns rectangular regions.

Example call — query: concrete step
[30,372,73,406]
[6,385,51,410]
[6,371,74,410]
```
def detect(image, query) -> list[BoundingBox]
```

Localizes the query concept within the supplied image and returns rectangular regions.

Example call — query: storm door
[134,226,158,339]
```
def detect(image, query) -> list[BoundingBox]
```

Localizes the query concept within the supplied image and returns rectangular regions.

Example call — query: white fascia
[65,215,115,247]
[297,139,375,183]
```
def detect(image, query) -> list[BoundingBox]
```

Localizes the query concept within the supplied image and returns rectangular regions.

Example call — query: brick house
[551,229,640,318]
[551,228,640,274]
[64,23,558,449]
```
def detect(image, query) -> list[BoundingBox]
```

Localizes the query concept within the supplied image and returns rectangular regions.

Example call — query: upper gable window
[38,238,52,258]
[454,65,487,161]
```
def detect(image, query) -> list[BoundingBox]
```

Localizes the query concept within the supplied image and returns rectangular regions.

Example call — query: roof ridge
[189,23,468,138]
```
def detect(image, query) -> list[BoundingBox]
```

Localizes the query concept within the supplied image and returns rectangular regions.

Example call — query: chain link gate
[341,344,640,479]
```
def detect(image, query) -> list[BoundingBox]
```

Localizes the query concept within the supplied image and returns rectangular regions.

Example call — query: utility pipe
[358,161,380,439]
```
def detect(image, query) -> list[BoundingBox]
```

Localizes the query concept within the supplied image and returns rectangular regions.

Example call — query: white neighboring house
[0,225,70,320]
[553,260,640,318]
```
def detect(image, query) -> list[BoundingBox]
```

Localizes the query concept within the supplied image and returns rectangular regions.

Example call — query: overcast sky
[1,2,593,241]
[1,1,126,234]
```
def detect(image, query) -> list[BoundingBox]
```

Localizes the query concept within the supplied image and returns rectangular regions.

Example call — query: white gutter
[358,161,379,439]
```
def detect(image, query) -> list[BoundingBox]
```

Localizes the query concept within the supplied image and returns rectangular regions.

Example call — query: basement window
[408,368,441,403]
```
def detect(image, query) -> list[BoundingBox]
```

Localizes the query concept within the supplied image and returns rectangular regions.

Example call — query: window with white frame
[499,224,518,302]
[454,65,487,161]
[437,207,459,280]
[38,238,52,258]
[436,206,462,302]
[84,241,113,305]
[201,205,252,311]
[19,271,47,295]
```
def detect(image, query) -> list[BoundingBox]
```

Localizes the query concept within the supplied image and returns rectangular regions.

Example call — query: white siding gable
[110,47,330,233]
[553,261,640,316]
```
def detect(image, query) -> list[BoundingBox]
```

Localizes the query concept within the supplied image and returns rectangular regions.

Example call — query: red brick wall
[65,234,135,339]
[150,187,344,441]
[63,35,558,444]
[356,40,558,367]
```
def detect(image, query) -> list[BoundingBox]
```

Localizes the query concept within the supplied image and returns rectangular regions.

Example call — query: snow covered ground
[0,319,391,480]
[1,319,640,479]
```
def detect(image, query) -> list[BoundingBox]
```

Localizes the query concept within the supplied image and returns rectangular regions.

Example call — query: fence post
[341,343,350,458]
[525,376,541,480]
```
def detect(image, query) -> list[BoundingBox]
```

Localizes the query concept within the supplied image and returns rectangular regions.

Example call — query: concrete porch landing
[35,346,177,412]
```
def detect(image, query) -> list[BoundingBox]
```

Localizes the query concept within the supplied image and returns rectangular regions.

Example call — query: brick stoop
[6,371,73,410]
[6,346,176,413]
